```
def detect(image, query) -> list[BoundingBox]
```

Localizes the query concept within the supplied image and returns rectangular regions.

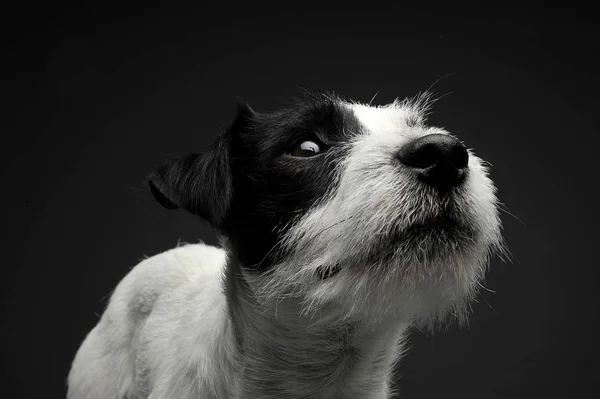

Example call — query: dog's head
[149,91,502,327]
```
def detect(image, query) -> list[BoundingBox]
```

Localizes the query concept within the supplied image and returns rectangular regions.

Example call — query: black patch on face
[148,92,367,272]
[147,92,482,276]
[222,94,361,272]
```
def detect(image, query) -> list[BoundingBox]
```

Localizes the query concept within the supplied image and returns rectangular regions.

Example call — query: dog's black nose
[397,133,469,189]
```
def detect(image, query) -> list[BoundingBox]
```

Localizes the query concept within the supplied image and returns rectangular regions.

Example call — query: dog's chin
[304,212,489,325]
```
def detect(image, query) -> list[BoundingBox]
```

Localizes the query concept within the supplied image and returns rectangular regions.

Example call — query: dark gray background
[3,4,599,399]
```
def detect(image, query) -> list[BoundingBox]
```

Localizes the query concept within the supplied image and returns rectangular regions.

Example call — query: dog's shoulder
[108,242,227,320]
[68,243,230,399]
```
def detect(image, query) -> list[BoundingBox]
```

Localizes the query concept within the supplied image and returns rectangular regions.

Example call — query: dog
[67,90,503,399]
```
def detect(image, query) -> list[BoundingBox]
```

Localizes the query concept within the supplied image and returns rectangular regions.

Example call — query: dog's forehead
[344,101,421,133]
[245,97,356,147]
[253,95,419,141]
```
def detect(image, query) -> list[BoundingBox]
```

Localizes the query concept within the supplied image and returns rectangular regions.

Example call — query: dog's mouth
[315,215,474,280]
[358,213,476,265]
[395,213,474,242]
[402,214,467,235]
[316,263,342,280]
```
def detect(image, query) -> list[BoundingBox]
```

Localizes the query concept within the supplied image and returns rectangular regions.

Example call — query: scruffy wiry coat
[68,91,503,399]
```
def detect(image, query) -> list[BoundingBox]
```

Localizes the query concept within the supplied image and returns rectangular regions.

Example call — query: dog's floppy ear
[148,98,255,226]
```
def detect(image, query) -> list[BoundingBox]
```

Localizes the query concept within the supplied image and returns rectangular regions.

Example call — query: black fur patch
[149,92,363,272]
[223,94,360,272]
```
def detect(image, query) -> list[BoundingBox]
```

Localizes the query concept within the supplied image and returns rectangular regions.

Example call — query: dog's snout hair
[67,90,503,399]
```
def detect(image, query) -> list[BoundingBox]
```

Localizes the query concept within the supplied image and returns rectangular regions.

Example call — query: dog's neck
[222,247,409,399]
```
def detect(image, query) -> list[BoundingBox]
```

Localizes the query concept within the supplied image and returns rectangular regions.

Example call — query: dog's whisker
[498,203,525,226]
[368,90,381,106]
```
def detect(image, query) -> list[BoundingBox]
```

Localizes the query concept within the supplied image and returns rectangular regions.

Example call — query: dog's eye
[288,140,322,157]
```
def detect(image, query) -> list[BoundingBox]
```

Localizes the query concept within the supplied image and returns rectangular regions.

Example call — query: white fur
[68,244,238,398]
